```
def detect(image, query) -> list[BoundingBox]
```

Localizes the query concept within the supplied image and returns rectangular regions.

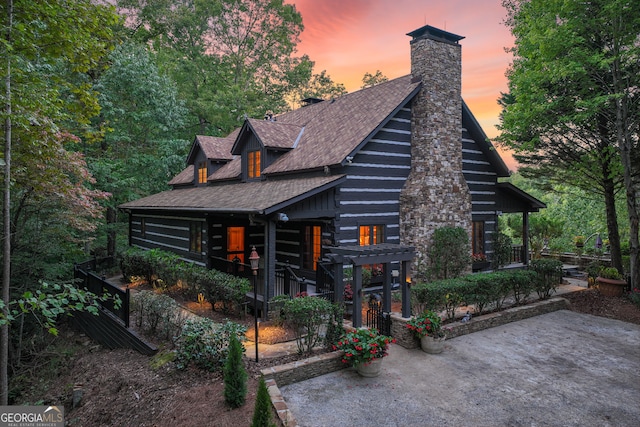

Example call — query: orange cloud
[287,0,517,168]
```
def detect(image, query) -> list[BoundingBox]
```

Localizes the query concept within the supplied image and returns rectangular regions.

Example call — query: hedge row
[121,248,250,312]
[411,259,563,319]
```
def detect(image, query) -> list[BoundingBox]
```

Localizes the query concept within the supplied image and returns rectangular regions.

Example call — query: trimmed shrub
[529,259,563,299]
[175,318,247,372]
[120,248,250,312]
[224,334,247,408]
[490,271,515,310]
[509,269,537,304]
[324,303,345,351]
[426,226,470,281]
[131,290,188,340]
[283,296,333,354]
[462,273,501,315]
[410,281,447,314]
[410,278,467,320]
[492,232,513,270]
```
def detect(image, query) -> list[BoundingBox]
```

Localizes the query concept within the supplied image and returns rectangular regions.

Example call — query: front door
[227,226,245,271]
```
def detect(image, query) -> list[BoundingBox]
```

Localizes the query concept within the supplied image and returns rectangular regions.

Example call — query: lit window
[198,162,207,184]
[359,225,384,246]
[190,222,203,253]
[303,225,322,270]
[248,150,261,178]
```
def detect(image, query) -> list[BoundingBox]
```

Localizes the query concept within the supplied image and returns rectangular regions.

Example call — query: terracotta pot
[355,358,383,377]
[420,335,445,354]
[596,276,627,297]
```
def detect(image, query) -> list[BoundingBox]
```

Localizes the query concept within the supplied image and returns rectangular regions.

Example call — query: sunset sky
[287,0,516,167]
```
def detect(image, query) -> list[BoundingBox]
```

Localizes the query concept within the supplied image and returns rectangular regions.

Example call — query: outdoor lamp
[249,246,260,273]
[249,246,260,362]
[595,234,603,250]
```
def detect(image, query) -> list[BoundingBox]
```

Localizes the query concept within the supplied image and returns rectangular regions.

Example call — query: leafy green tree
[506,214,564,259]
[119,0,305,134]
[223,333,247,408]
[361,70,389,88]
[499,0,640,287]
[88,41,189,256]
[0,0,120,405]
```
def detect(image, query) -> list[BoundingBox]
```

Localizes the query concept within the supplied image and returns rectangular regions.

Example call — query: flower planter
[420,335,445,354]
[472,261,490,272]
[355,358,383,377]
[596,276,627,297]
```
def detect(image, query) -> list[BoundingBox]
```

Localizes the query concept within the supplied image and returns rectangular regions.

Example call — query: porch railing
[315,261,335,299]
[73,258,130,327]
[274,263,304,297]
[511,245,524,263]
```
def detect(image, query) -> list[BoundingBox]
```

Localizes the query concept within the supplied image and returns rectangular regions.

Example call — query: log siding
[335,106,412,247]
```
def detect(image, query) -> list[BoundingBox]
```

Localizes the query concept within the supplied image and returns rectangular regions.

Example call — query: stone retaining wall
[390,297,569,349]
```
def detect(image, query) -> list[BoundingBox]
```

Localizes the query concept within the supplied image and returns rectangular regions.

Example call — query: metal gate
[365,294,391,335]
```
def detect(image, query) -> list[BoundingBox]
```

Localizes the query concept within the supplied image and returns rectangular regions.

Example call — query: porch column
[382,263,391,314]
[352,264,363,328]
[401,260,411,318]
[263,220,277,319]
[522,212,530,265]
[332,257,344,304]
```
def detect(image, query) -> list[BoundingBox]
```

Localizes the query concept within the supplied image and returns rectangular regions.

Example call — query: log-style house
[119,25,544,325]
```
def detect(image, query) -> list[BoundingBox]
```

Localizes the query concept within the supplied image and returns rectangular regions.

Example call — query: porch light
[249,246,260,273]
[249,246,260,362]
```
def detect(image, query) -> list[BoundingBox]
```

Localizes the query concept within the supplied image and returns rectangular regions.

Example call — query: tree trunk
[1,0,13,406]
[106,206,116,258]
[602,176,623,273]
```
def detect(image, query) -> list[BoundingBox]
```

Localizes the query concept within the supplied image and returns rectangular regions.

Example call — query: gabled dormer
[184,132,237,187]
[231,118,302,182]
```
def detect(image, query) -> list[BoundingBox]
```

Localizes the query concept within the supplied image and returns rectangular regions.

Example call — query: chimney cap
[407,25,464,45]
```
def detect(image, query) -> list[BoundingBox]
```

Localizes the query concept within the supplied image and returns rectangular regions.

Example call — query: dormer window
[198,161,207,184]
[248,150,261,179]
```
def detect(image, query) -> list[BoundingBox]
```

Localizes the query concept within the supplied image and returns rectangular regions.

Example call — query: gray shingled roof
[168,164,194,186]
[261,75,420,174]
[242,119,304,150]
[120,175,346,214]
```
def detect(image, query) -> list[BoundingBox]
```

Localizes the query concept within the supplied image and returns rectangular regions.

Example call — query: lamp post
[249,246,260,362]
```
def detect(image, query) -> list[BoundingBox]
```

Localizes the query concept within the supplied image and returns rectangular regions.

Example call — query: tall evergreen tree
[251,376,275,427]
[223,333,247,408]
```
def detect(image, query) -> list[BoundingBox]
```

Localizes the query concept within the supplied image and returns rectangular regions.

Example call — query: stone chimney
[399,25,472,277]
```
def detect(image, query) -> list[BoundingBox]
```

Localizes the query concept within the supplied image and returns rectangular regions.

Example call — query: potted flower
[343,283,353,301]
[405,310,446,354]
[471,253,490,272]
[333,328,395,377]
[596,267,627,297]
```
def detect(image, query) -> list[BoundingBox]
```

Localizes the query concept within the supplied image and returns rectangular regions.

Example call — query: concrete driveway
[279,310,640,427]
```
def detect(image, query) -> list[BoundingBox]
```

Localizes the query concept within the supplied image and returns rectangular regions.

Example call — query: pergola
[325,243,415,327]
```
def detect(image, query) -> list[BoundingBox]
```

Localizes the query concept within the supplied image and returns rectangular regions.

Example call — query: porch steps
[562,264,583,278]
